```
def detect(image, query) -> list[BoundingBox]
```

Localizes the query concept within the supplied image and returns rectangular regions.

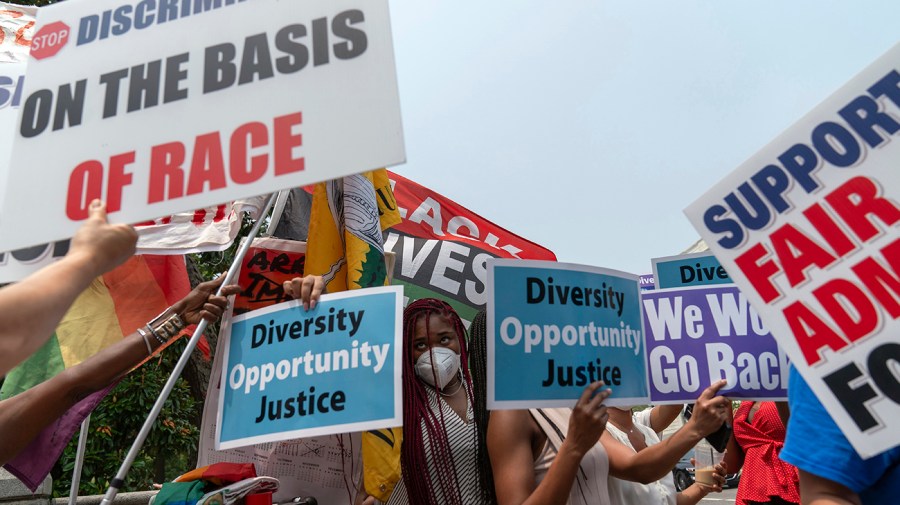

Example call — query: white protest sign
[685,42,900,458]
[0,0,405,252]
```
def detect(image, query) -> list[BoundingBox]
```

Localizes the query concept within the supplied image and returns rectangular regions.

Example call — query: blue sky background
[386,1,900,275]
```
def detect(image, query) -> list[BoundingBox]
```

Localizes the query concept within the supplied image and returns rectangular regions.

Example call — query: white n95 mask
[414,347,461,389]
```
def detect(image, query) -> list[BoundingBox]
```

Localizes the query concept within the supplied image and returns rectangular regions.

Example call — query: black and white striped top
[385,387,487,505]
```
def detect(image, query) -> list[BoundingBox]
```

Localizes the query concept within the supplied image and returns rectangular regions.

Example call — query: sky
[385,0,900,275]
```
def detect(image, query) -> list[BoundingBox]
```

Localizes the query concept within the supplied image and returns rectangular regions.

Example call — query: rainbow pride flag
[0,255,191,490]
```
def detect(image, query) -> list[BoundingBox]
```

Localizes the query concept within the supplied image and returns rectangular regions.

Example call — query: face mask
[414,347,461,389]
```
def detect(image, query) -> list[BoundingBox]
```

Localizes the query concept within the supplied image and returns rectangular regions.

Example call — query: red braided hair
[400,298,477,505]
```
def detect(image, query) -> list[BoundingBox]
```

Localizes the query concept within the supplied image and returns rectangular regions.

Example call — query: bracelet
[145,309,187,345]
[137,327,154,356]
[146,324,167,346]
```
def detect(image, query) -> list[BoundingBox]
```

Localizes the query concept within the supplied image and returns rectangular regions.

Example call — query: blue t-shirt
[781,368,900,504]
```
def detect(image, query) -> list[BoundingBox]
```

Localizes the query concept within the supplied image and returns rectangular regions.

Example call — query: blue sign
[487,259,648,409]
[653,251,731,289]
[217,286,403,449]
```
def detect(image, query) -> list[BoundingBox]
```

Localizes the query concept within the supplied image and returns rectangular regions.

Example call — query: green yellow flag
[303,169,402,501]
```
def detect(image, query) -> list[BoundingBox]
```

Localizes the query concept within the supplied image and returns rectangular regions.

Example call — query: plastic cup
[693,441,724,487]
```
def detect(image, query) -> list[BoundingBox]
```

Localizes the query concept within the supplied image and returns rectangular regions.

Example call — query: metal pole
[99,193,277,505]
[263,189,291,237]
[67,413,91,505]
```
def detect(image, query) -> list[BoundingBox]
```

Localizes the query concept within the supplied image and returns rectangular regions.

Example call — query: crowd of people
[0,201,897,505]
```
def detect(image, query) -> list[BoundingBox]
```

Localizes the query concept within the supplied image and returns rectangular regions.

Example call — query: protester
[723,401,800,505]
[780,369,900,504]
[0,200,137,376]
[606,404,727,505]
[378,298,492,505]
[488,380,730,505]
[0,274,241,466]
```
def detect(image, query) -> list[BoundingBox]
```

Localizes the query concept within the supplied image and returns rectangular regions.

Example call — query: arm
[722,402,744,473]
[0,276,240,466]
[605,380,729,483]
[0,200,137,376]
[648,404,683,433]
[489,382,610,505]
[798,470,861,505]
[775,401,790,427]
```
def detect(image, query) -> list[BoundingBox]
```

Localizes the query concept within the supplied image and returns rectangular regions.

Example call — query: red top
[733,401,801,505]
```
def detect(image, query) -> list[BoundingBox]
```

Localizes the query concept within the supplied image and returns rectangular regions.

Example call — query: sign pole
[67,413,91,505]
[99,193,277,505]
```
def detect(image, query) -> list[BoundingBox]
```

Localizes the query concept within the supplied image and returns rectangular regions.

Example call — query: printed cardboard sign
[643,285,788,403]
[685,42,900,457]
[217,286,402,449]
[0,0,404,252]
[487,259,648,409]
[652,251,731,289]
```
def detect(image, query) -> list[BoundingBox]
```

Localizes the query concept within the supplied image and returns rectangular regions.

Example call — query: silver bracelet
[146,309,187,345]
[137,327,154,356]
[146,324,167,346]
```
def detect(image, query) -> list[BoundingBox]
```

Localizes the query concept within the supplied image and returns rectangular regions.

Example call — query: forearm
[609,423,703,483]
[676,483,710,505]
[649,404,683,433]
[0,332,153,466]
[0,253,99,375]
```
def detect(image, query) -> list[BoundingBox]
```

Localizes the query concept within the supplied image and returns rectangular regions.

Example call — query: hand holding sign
[171,275,242,324]
[684,380,730,439]
[564,381,611,458]
[283,275,326,311]
[68,200,137,278]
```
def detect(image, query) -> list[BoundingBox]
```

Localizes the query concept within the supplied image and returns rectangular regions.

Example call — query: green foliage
[52,338,200,497]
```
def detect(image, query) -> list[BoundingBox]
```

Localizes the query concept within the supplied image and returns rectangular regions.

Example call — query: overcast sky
[385,1,900,275]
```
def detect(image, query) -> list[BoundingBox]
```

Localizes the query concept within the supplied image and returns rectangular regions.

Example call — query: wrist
[692,482,711,497]
[559,438,589,461]
[64,249,107,282]
[683,419,706,443]
[145,308,186,346]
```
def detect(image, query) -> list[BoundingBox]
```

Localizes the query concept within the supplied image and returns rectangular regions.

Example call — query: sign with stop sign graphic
[30,21,69,60]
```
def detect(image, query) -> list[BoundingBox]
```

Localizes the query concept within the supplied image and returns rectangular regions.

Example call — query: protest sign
[652,251,731,289]
[639,273,655,291]
[232,237,307,316]
[643,284,788,403]
[217,286,402,450]
[487,259,647,409]
[685,42,900,457]
[0,0,405,252]
[385,171,556,322]
[199,238,363,503]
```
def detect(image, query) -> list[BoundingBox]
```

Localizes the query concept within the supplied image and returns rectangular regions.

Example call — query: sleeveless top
[530,408,611,505]
[386,387,486,505]
[605,417,677,505]
[733,401,800,505]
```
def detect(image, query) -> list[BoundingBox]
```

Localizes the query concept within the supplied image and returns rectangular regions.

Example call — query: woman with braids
[380,298,493,505]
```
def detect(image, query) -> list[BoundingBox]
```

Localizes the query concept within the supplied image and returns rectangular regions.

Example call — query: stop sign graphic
[30,21,70,60]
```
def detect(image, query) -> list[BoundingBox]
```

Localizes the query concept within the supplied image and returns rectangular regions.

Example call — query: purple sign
[642,285,788,403]
[639,274,655,291]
